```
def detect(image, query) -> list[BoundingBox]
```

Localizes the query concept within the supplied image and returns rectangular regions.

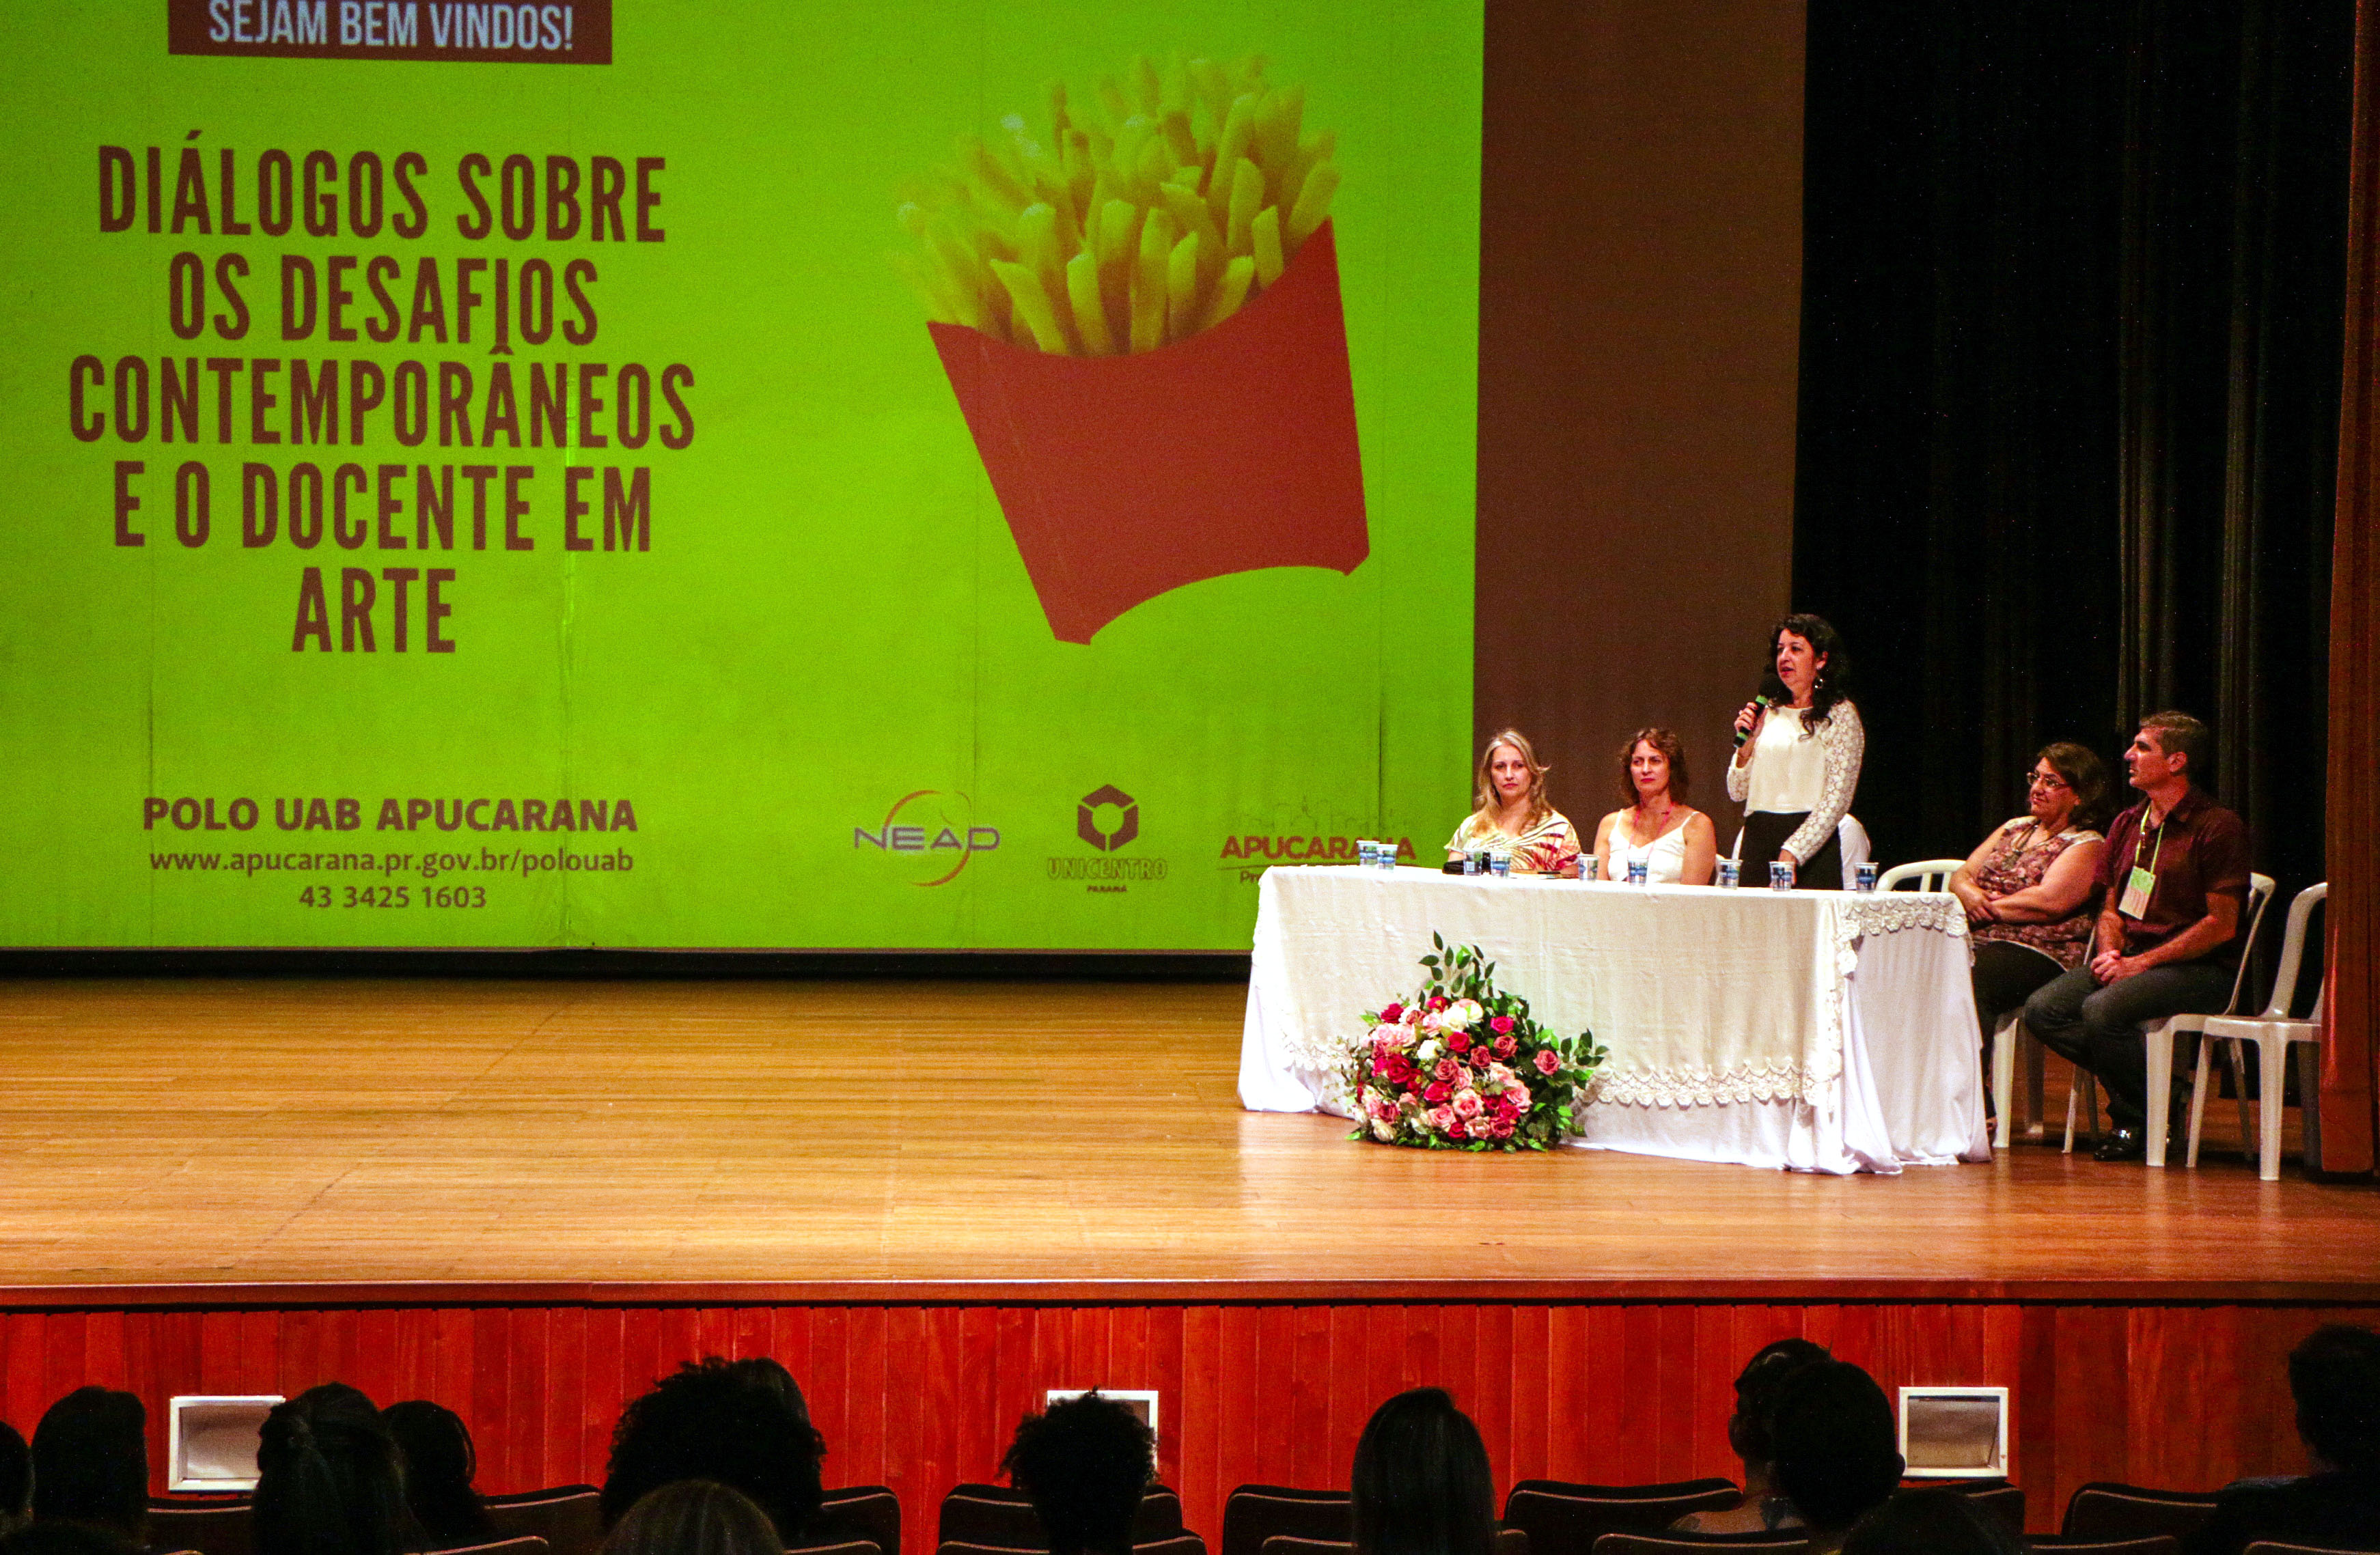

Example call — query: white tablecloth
[1239,867,1991,1175]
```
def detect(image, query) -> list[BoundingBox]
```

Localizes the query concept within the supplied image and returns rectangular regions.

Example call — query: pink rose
[1452,1089,1484,1119]
[1534,1049,1562,1076]
[1428,1104,1456,1132]
[1493,1034,1518,1059]
[1489,1115,1517,1140]
[1379,1002,1405,1024]
[1499,1089,1527,1116]
[1470,1047,1491,1069]
[1490,1015,1514,1035]
[1368,1095,1397,1122]
[1434,1056,1462,1083]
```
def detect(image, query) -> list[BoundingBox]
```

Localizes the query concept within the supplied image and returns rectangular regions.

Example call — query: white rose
[1371,1119,1395,1141]
[1416,1039,1441,1064]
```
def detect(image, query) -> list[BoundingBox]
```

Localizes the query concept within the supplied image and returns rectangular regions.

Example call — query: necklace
[1629,801,1676,841]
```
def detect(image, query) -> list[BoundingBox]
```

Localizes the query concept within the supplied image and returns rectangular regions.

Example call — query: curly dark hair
[2035,742,2112,832]
[1351,1388,1495,1555]
[1001,1394,1154,1555]
[602,1358,826,1542]
[384,1401,495,1548]
[1842,1486,2021,1555]
[0,1419,30,1537]
[598,1480,785,1555]
[1768,614,1852,731]
[31,1388,148,1543]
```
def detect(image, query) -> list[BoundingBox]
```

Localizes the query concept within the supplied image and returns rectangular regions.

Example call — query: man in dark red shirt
[2022,711,2253,1161]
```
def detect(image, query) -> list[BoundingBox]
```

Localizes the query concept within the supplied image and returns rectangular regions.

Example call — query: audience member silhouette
[0,1422,29,1541]
[1840,1488,2020,1555]
[1351,1388,1496,1555]
[0,1524,141,1555]
[2184,1323,2380,1555]
[603,1357,828,1544]
[1001,1392,1156,1555]
[29,1388,146,1546]
[600,1479,788,1555]
[1673,1338,1831,1533]
[1765,1360,1907,1555]
[385,1400,497,1550]
[253,1382,417,1555]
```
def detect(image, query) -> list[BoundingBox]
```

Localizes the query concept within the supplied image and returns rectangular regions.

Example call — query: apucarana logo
[1050,784,1166,893]
[853,790,999,887]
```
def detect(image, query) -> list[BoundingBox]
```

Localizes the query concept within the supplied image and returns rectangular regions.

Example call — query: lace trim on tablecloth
[1585,891,1969,1110]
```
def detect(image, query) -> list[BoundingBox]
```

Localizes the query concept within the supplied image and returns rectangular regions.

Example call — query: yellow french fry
[1227,158,1264,255]
[1279,128,1336,218]
[1200,254,1256,332]
[962,137,1032,214]
[1097,76,1131,129]
[1210,94,1258,218]
[991,258,1074,354]
[1162,108,1200,171]
[1251,206,1285,286]
[1066,251,1114,355]
[1189,58,1230,130]
[1166,229,1203,344]
[1131,206,1176,352]
[1256,83,1303,177]
[1159,181,1223,261]
[1286,161,1338,246]
[1017,203,1067,304]
[1133,54,1163,114]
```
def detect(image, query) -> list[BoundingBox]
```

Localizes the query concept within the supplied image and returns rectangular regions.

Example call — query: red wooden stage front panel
[2,1298,2369,1543]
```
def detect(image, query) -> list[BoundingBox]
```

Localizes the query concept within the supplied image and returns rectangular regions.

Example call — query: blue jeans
[2023,961,2235,1128]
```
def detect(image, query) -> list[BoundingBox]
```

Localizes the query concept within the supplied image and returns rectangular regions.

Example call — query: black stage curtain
[1794,0,2351,906]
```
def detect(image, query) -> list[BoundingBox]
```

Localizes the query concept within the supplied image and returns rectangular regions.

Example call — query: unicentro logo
[1076,784,1137,851]
[853,789,999,887]
[1051,784,1165,893]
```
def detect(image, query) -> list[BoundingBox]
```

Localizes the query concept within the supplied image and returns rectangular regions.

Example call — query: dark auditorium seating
[2062,1484,2226,1545]
[1259,1530,1527,1555]
[486,1485,601,1555]
[939,1481,1185,1548]
[1937,1479,2025,1537]
[816,1485,904,1555]
[943,1540,1205,1555]
[432,1539,549,1555]
[1503,1479,1745,1555]
[2242,1543,2380,1555]
[2025,1538,2181,1555]
[788,1541,881,1555]
[149,1498,253,1555]
[1222,1485,1352,1555]
[1589,1535,1809,1555]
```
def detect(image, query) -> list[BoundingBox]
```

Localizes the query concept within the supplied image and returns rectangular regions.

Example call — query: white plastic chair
[2172,882,2325,1179]
[1877,858,1965,891]
[1989,1010,2047,1149]
[2141,872,2278,1167]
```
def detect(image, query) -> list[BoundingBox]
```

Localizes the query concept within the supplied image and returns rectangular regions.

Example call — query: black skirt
[1739,810,1844,891]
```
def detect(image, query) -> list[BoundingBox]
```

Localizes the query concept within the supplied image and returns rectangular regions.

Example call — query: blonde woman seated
[1444,729,1581,875]
[1592,727,1717,884]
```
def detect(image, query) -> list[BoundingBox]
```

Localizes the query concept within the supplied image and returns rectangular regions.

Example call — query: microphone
[1734,692,1773,748]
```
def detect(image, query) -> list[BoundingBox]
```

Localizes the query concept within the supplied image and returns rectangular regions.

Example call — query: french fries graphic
[905,54,1368,645]
[898,54,1339,354]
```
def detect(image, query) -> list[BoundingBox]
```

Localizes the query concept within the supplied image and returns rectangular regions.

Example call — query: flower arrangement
[1350,934,1607,1150]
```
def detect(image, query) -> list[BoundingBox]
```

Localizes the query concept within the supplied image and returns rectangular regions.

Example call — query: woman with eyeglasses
[1949,742,2112,1047]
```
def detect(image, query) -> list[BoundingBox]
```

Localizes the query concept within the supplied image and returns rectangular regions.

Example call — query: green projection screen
[1,1,1480,950]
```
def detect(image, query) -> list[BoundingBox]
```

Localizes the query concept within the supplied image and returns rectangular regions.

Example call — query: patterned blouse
[1969,817,2105,968]
[1446,809,1581,876]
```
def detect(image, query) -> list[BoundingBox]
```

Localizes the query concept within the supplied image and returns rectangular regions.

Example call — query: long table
[1239,866,1992,1175]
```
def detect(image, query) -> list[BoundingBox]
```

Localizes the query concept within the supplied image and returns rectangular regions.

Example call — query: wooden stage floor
[0,977,2373,1296]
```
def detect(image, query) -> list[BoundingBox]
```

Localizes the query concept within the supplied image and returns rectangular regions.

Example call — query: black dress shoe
[2093,1127,2146,1162]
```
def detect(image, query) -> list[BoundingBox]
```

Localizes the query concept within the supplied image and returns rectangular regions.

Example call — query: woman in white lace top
[1727,614,1864,890]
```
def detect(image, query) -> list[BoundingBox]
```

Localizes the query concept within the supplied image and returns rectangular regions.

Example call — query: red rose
[1448,1030,1471,1053]
[1490,1015,1515,1035]
[1385,1056,1415,1085]
[1493,1034,1519,1059]
[1428,995,1450,1011]
[1444,1118,1468,1140]
[1534,1049,1562,1076]
[1423,1080,1452,1103]
[1499,1091,1525,1116]
[1372,1054,1392,1076]
[1379,1003,1405,1023]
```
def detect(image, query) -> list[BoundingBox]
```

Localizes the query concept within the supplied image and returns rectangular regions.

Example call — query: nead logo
[171,1,614,64]
[853,789,999,887]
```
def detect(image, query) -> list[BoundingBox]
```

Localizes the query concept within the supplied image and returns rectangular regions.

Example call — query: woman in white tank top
[1591,727,1718,884]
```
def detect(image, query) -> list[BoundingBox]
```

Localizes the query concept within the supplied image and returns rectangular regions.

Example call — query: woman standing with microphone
[1728,615,1864,889]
